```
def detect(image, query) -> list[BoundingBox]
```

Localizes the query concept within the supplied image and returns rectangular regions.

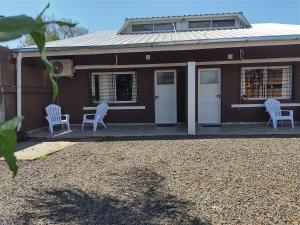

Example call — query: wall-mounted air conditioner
[50,59,74,78]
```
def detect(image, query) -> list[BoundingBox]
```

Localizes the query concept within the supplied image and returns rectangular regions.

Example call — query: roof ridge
[125,12,244,21]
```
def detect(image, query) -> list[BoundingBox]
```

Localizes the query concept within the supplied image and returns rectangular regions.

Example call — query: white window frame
[187,18,237,30]
[91,71,137,104]
[130,22,176,33]
[241,65,292,100]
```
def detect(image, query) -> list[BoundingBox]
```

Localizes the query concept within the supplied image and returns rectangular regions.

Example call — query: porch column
[16,52,23,130]
[187,61,196,135]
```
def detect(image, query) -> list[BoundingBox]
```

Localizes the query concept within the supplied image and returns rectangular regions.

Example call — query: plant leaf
[0,15,41,41]
[0,117,22,177]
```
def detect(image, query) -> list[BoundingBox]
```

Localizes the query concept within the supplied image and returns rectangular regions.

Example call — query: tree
[20,16,88,47]
[0,4,76,177]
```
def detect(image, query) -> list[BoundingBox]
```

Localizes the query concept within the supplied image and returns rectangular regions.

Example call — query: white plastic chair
[82,103,109,132]
[45,104,70,134]
[264,99,294,129]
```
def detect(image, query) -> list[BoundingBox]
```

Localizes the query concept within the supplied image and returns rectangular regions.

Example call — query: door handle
[155,96,159,100]
[216,94,221,98]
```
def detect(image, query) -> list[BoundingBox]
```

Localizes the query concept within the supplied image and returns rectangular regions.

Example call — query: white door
[154,70,177,124]
[198,68,221,124]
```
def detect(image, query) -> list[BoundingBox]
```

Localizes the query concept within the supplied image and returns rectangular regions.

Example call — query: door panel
[155,70,177,124]
[198,69,221,124]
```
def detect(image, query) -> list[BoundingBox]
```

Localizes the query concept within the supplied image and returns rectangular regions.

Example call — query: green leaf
[0,15,41,41]
[0,117,22,177]
[0,117,23,131]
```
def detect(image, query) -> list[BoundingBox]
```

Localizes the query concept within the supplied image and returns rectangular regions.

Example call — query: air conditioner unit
[50,59,74,78]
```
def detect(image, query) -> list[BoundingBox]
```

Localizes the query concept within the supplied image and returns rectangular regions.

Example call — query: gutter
[12,34,300,58]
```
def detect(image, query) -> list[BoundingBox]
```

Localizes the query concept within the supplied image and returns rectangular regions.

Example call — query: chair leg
[267,118,271,127]
[67,122,70,131]
[101,121,107,128]
[291,119,294,128]
[93,122,98,132]
[49,124,54,134]
[81,122,85,132]
[272,119,277,129]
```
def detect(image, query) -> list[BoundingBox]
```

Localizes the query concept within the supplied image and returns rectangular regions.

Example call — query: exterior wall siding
[56,67,186,124]
[4,44,300,130]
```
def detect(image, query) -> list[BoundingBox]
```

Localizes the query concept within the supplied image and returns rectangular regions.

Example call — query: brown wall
[0,47,52,131]
[4,44,300,131]
[56,67,186,124]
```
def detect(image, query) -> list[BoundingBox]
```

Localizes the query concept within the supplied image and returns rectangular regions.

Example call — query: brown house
[4,12,300,134]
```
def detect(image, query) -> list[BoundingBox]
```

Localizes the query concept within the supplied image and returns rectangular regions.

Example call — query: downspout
[16,52,22,130]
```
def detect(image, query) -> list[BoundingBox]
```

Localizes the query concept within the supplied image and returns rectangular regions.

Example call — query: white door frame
[154,69,177,124]
[198,68,221,124]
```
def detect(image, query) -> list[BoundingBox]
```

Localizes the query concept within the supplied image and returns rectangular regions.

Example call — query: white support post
[187,61,196,135]
[16,52,23,130]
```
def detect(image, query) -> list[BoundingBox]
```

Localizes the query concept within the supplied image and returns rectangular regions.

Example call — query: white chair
[82,103,109,132]
[264,98,294,129]
[45,104,70,134]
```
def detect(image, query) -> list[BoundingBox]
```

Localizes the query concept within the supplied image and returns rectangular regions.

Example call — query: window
[131,24,153,32]
[157,72,175,85]
[131,23,174,32]
[154,23,174,31]
[212,19,235,28]
[241,66,292,100]
[188,20,211,29]
[91,72,137,103]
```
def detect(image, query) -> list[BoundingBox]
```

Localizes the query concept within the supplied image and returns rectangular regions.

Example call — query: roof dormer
[118,12,251,34]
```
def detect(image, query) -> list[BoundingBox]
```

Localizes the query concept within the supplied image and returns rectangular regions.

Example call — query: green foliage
[20,16,88,47]
[0,3,76,176]
[0,117,22,177]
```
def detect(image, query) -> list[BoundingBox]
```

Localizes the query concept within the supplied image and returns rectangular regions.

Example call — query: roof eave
[13,34,300,53]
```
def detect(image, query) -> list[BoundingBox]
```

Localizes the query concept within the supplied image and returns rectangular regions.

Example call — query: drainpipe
[16,52,22,130]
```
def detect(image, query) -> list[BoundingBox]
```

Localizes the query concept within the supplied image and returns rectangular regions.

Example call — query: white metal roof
[117,12,251,34]
[19,23,300,52]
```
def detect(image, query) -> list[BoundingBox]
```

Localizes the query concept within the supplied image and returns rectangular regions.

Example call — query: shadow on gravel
[15,169,210,225]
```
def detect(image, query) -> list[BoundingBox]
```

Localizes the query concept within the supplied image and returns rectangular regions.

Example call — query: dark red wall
[5,44,300,130]
[56,67,186,124]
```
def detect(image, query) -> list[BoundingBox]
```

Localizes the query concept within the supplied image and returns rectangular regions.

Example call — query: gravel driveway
[0,138,300,225]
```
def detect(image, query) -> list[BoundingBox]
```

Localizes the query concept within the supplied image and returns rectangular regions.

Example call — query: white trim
[187,62,196,135]
[196,57,300,65]
[73,57,300,71]
[75,63,187,70]
[154,69,177,124]
[83,106,146,110]
[18,39,300,58]
[231,103,300,108]
[16,52,22,130]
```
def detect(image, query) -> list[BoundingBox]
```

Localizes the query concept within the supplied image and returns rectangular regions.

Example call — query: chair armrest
[281,110,293,116]
[61,114,70,120]
[83,113,95,119]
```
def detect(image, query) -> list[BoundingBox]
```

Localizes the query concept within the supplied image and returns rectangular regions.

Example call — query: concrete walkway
[27,123,300,140]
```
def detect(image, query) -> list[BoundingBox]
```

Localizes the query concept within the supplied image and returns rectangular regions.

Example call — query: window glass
[91,73,137,103]
[266,69,283,98]
[157,72,174,85]
[188,20,211,29]
[212,19,235,28]
[241,67,292,99]
[154,23,174,31]
[243,69,264,99]
[131,24,153,32]
[116,74,133,101]
[200,72,219,84]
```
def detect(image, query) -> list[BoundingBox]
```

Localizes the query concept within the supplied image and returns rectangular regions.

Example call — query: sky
[2,0,300,48]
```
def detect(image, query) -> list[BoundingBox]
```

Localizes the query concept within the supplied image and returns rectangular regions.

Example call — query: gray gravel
[1,138,300,225]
